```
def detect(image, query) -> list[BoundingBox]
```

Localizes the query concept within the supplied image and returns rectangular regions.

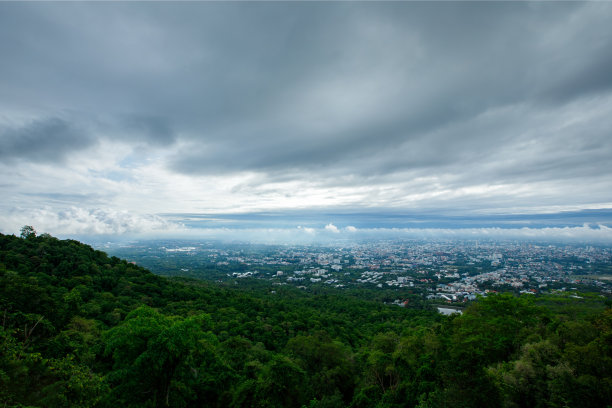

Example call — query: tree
[20,225,36,239]
[103,306,222,408]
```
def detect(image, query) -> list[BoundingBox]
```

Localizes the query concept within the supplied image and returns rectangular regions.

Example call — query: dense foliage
[1,231,611,407]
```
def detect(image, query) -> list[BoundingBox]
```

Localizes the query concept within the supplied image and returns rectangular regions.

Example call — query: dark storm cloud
[1,1,612,202]
[122,115,174,145]
[0,118,95,163]
[540,49,612,104]
[158,1,612,184]
[101,114,175,146]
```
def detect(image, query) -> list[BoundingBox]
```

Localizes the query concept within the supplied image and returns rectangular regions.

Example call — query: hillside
[1,231,610,407]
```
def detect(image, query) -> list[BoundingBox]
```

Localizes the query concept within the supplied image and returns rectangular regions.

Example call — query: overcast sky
[1,2,612,239]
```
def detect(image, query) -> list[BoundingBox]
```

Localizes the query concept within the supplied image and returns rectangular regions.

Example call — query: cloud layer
[0,207,182,237]
[80,224,612,245]
[1,2,612,237]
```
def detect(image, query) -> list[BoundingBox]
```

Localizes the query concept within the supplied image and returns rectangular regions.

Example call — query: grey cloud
[159,2,612,184]
[22,192,109,206]
[0,118,95,163]
[540,50,612,104]
[123,115,174,145]
[1,1,612,218]
[99,114,175,146]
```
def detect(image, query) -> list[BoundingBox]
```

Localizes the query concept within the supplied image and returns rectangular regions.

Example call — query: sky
[1,2,612,243]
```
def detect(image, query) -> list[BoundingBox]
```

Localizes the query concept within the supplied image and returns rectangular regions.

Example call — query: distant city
[99,239,612,306]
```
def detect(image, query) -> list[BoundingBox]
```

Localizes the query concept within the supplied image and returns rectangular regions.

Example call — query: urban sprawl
[106,240,612,305]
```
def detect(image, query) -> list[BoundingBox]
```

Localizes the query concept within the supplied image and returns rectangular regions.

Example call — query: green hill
[1,231,610,407]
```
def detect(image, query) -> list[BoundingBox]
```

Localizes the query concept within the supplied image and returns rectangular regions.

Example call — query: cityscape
[104,239,612,305]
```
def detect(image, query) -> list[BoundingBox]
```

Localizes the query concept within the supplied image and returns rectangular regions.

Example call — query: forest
[1,230,611,407]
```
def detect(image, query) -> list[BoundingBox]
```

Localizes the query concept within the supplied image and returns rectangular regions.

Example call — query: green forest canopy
[1,231,610,407]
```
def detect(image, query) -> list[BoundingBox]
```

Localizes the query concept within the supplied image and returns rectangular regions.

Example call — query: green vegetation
[1,231,611,407]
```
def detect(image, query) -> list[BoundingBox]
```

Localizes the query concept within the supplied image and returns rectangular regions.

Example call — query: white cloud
[0,206,185,237]
[325,223,340,233]
[345,225,358,232]
[297,225,316,234]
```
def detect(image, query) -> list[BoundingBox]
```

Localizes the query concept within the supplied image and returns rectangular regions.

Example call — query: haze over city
[1,2,612,242]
